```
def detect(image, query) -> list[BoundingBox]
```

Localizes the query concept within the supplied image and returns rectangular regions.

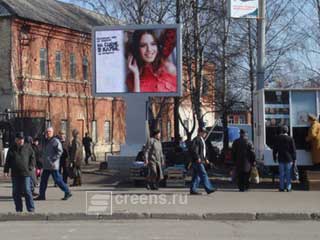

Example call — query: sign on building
[228,0,259,18]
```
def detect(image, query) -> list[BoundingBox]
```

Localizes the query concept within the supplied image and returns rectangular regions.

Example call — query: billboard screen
[92,24,182,97]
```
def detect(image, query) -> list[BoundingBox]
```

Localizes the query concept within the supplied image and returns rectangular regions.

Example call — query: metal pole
[257,0,266,90]
[174,0,180,142]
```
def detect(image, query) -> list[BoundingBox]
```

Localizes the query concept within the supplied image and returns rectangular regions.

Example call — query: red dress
[127,29,177,93]
[127,64,177,92]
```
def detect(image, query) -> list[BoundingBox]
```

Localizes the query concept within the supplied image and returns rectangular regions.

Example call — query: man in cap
[273,125,296,192]
[4,132,35,212]
[306,114,320,166]
[144,129,165,190]
[232,129,256,192]
[190,127,216,195]
[35,127,72,200]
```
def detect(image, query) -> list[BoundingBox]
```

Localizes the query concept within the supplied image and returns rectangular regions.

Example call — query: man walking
[82,132,92,165]
[35,127,72,200]
[231,129,256,192]
[144,129,165,190]
[190,127,216,195]
[273,125,296,192]
[70,129,83,186]
[4,132,35,212]
[57,130,69,184]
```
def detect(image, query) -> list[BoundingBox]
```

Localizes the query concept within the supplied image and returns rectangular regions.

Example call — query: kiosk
[254,89,319,166]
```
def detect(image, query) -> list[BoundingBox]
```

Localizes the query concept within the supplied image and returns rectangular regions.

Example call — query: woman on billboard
[126,29,177,93]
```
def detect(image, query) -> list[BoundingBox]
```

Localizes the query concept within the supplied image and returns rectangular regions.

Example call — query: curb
[0,212,320,222]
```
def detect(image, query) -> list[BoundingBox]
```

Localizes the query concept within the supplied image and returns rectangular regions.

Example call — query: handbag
[67,162,75,179]
[250,166,260,184]
[291,163,299,181]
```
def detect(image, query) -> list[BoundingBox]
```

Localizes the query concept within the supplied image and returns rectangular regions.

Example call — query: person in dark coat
[189,127,216,195]
[82,132,92,165]
[57,131,69,184]
[3,132,36,212]
[273,125,296,192]
[70,129,83,186]
[232,129,256,192]
[32,137,42,180]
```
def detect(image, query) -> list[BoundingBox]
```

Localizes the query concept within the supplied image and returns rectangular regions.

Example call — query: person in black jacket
[232,129,256,192]
[57,131,69,184]
[273,125,296,192]
[3,132,36,212]
[189,127,216,195]
[82,132,92,165]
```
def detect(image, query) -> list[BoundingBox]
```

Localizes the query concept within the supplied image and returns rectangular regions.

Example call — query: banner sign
[229,0,259,18]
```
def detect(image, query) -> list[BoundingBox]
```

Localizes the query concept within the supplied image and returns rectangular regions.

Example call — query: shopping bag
[230,167,237,183]
[250,166,260,184]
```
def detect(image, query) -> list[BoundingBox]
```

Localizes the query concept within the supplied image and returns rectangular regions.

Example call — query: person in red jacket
[126,29,177,93]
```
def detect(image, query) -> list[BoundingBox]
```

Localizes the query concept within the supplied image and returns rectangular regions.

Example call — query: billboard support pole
[120,95,149,156]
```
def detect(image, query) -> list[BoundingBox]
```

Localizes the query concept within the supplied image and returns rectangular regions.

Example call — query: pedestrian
[3,132,35,212]
[231,129,256,192]
[273,125,296,192]
[189,127,216,195]
[26,136,38,196]
[82,132,92,165]
[31,137,42,181]
[144,129,165,190]
[34,127,72,201]
[70,129,83,186]
[57,130,69,184]
[306,114,320,166]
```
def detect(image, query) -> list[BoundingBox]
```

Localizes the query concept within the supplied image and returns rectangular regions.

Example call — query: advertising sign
[93,24,182,97]
[229,0,259,18]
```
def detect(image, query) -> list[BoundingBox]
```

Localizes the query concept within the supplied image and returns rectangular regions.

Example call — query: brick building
[0,0,125,159]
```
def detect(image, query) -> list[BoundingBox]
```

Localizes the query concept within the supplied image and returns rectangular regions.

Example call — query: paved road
[1,220,320,240]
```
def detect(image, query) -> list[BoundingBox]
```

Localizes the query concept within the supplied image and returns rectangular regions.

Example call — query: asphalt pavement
[1,220,320,240]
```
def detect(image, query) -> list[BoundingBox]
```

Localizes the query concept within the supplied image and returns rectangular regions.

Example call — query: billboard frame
[92,24,182,97]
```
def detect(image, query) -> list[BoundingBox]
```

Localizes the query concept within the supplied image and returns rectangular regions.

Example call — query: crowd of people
[3,112,319,212]
[3,127,93,212]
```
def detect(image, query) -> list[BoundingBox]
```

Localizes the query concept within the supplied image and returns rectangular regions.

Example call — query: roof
[0,0,113,33]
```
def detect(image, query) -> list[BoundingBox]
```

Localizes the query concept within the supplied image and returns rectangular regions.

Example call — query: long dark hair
[130,30,162,71]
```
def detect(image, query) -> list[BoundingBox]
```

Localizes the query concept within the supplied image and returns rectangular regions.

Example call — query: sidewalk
[1,180,320,221]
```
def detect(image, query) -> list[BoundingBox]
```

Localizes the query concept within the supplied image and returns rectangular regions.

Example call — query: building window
[92,120,97,143]
[167,121,171,141]
[104,120,111,143]
[82,56,88,81]
[239,115,245,124]
[55,51,62,79]
[40,48,47,77]
[70,53,76,79]
[60,120,68,134]
[183,119,189,136]
[202,77,209,96]
[228,116,234,124]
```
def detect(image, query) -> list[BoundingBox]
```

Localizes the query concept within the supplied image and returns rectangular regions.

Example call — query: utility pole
[257,0,266,90]
[254,0,266,160]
